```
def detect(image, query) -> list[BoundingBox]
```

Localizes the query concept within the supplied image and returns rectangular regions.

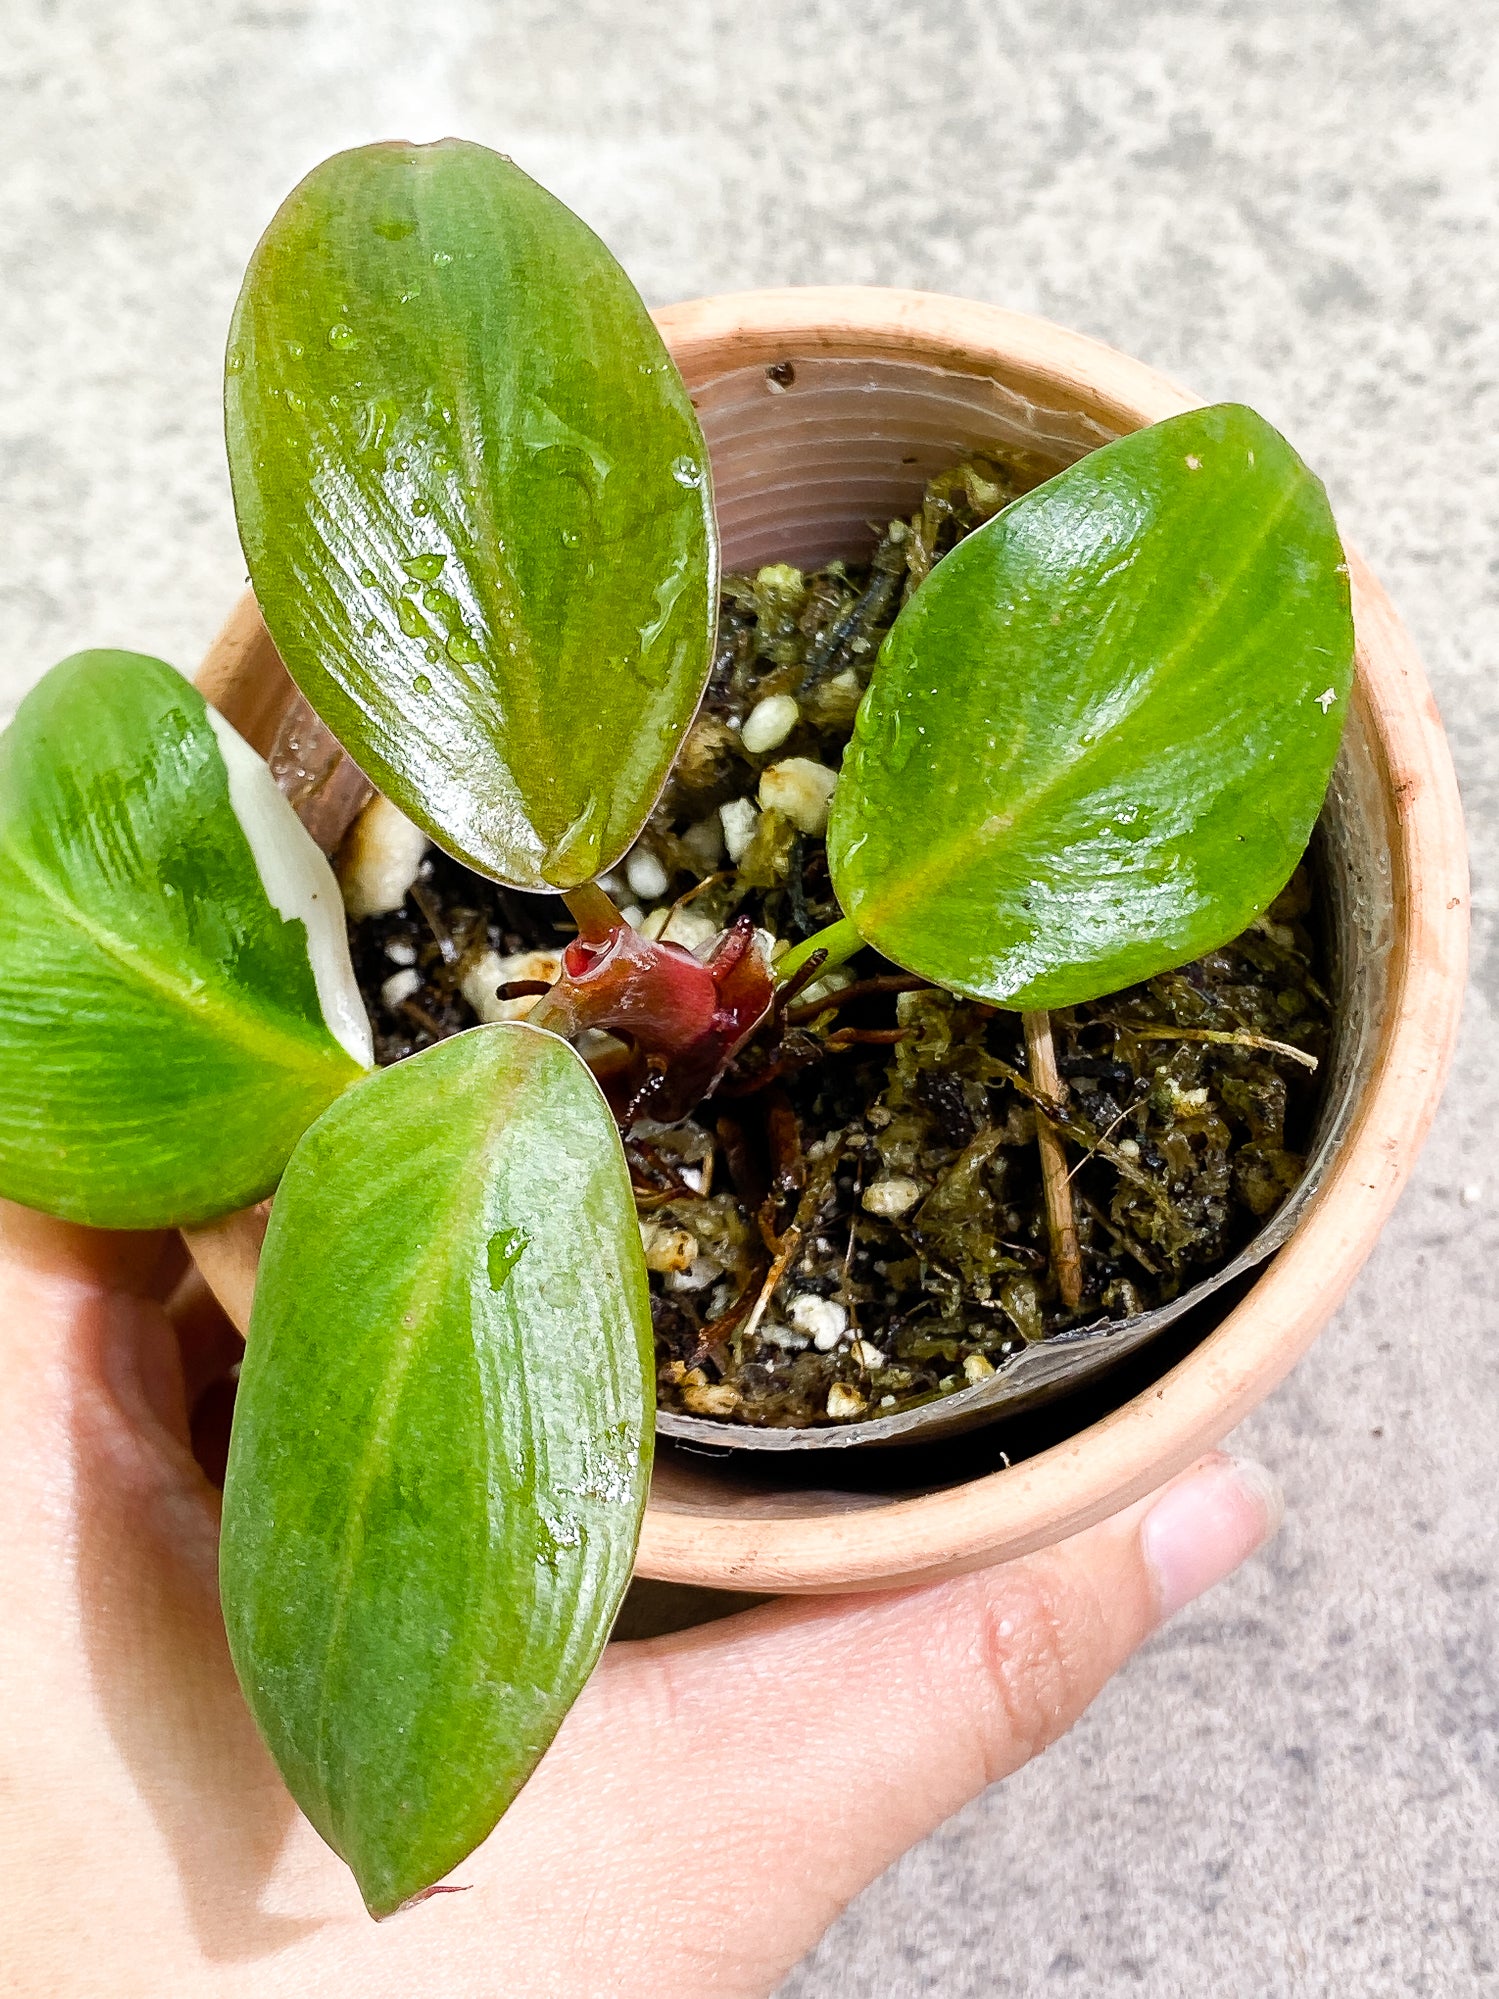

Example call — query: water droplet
[412,498,431,517]
[446,630,482,664]
[225,348,244,376]
[396,595,429,640]
[432,249,453,266]
[671,455,703,488]
[360,567,378,587]
[486,1226,531,1290]
[285,341,304,360]
[401,552,446,583]
[413,672,433,695]
[637,554,692,659]
[425,643,440,662]
[542,792,606,886]
[883,709,914,772]
[520,396,614,493]
[362,618,380,637]
[328,322,357,350]
[398,288,421,305]
[373,215,416,241]
[393,455,410,473]
[559,525,581,548]
[361,399,399,456]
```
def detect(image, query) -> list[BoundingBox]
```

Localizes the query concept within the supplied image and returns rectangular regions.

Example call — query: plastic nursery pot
[186,287,1467,1595]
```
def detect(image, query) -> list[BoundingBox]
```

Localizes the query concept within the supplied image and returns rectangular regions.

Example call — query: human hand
[0,1205,1280,1998]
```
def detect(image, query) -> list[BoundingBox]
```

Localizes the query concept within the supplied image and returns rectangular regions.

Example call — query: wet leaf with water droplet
[828,405,1354,1009]
[221,1024,652,1918]
[395,595,430,640]
[227,139,716,888]
[487,1224,530,1288]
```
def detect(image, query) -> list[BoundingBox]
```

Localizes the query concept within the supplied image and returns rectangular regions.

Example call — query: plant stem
[563,882,623,942]
[1119,1024,1319,1072]
[776,916,863,987]
[1022,1010,1084,1313]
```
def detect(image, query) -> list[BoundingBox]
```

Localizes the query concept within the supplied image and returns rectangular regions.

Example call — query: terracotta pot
[186,287,1467,1595]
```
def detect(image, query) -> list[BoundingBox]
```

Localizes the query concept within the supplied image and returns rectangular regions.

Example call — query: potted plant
[0,141,1466,1916]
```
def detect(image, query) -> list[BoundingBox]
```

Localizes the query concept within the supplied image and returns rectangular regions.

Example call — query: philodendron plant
[0,139,1353,1913]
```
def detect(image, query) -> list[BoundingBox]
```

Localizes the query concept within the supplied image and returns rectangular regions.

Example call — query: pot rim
[189,286,1469,1594]
[630,288,1467,1589]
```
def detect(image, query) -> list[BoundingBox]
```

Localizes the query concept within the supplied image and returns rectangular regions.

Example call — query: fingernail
[1142,1455,1284,1622]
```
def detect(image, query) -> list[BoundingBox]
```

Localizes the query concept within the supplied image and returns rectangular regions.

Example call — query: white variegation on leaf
[0,650,370,1227]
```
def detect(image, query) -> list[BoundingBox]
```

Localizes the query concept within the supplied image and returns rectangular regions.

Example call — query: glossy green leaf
[220,1024,654,1917]
[0,652,370,1228]
[226,138,717,891]
[827,404,1355,1009]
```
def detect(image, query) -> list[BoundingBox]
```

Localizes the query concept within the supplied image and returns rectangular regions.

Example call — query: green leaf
[219,1023,654,1917]
[827,404,1355,1009]
[226,139,717,891]
[0,652,370,1228]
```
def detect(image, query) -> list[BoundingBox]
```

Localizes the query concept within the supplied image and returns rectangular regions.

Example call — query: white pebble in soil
[720,796,759,862]
[460,946,563,1025]
[379,967,421,1011]
[789,1293,848,1350]
[638,1221,698,1275]
[625,847,670,902]
[337,793,429,918]
[758,1321,811,1352]
[826,1382,868,1421]
[758,756,838,836]
[851,1339,886,1368]
[666,1254,724,1294]
[661,906,718,953]
[384,937,417,966]
[741,692,800,755]
[862,1176,923,1218]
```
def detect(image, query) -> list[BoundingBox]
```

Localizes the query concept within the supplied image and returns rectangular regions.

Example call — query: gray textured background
[2,3,1495,1992]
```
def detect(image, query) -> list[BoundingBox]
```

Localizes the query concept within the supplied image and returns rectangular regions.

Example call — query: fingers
[0,1202,241,1474]
[0,1197,179,1299]
[540,1453,1280,1996]
[0,1201,222,1535]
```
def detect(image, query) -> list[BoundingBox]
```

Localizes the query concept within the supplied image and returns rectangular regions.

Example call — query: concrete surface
[2,3,1495,1991]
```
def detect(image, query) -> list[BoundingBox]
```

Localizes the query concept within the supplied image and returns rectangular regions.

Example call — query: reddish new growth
[530,916,775,1126]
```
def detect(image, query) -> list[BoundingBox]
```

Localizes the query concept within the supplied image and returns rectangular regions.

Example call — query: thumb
[0,1204,310,1967]
[561,1452,1281,1996]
